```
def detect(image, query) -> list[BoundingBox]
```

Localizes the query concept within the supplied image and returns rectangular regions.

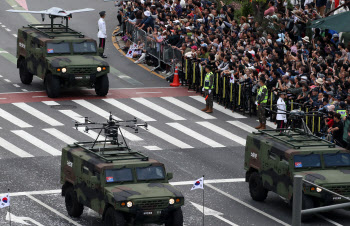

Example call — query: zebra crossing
[0,96,274,159]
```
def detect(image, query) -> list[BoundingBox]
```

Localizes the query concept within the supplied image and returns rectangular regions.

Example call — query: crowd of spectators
[116,0,350,148]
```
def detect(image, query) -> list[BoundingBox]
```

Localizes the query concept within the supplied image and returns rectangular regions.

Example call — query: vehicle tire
[301,195,314,222]
[104,207,125,226]
[249,172,268,201]
[95,74,109,96]
[19,59,33,85]
[165,208,183,226]
[65,187,84,217]
[45,73,60,98]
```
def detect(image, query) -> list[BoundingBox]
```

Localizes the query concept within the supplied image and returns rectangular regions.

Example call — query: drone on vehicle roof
[74,112,148,151]
[7,7,94,31]
[7,7,94,21]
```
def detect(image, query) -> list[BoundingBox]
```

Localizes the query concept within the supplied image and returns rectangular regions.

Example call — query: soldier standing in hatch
[201,65,214,113]
[256,77,268,130]
[98,11,107,58]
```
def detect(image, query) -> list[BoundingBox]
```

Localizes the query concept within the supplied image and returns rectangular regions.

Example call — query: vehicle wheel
[301,195,314,222]
[165,208,183,226]
[19,59,33,84]
[104,207,125,226]
[249,172,268,201]
[45,73,60,98]
[95,74,109,96]
[65,187,83,217]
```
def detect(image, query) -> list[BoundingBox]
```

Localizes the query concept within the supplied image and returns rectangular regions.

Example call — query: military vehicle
[8,7,110,98]
[244,110,350,213]
[60,114,184,225]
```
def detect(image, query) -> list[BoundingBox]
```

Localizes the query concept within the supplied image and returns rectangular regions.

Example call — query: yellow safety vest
[204,72,214,90]
[257,85,268,104]
[337,110,347,118]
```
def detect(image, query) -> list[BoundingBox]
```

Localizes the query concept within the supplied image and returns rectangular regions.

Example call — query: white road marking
[227,121,257,133]
[43,128,77,144]
[132,97,186,121]
[26,194,82,226]
[13,102,63,126]
[0,98,7,99]
[75,127,106,141]
[206,184,290,226]
[144,146,162,151]
[5,28,11,32]
[2,178,245,196]
[315,214,343,226]
[190,96,247,118]
[59,110,85,123]
[196,121,246,146]
[32,96,47,98]
[0,75,2,77]
[42,101,60,106]
[191,202,238,226]
[0,51,9,53]
[167,123,225,148]
[13,34,17,38]
[103,98,156,122]
[21,89,28,92]
[73,99,122,120]
[12,130,61,156]
[0,137,34,158]
[0,108,32,128]
[162,97,216,120]
[141,125,193,149]
[13,84,20,88]
[4,79,11,83]
[6,212,44,226]
[71,101,142,141]
[1,25,5,28]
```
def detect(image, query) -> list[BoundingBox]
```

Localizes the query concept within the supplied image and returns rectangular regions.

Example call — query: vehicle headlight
[316,187,322,193]
[61,68,67,73]
[97,67,102,72]
[169,198,175,205]
[126,201,133,208]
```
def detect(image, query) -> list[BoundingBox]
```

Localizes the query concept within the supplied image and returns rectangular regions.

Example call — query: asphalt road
[0,0,349,226]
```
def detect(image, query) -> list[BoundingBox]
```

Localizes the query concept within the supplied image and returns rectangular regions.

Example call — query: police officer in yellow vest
[201,65,214,113]
[256,77,268,129]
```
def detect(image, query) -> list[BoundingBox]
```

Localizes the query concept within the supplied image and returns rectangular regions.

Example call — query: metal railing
[292,175,350,226]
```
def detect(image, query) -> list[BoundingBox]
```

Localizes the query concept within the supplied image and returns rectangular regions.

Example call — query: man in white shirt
[276,92,287,129]
[98,11,107,58]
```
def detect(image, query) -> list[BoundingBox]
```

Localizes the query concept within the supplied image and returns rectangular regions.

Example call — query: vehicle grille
[327,185,350,195]
[137,200,168,210]
[70,67,95,75]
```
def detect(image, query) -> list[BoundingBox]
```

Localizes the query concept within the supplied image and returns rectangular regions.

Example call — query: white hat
[144,11,151,17]
[302,36,310,42]
[332,33,339,38]
[173,20,180,23]
[185,26,192,30]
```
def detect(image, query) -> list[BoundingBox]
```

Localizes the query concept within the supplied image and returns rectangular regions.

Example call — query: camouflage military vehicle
[244,128,350,211]
[16,23,109,98]
[60,115,184,226]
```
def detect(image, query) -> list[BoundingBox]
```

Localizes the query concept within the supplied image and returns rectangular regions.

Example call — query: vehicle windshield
[73,42,97,53]
[105,168,133,183]
[294,154,321,168]
[324,153,350,167]
[136,166,165,181]
[47,42,70,54]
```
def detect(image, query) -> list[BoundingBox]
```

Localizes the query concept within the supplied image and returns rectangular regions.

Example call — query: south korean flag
[191,177,204,191]
[0,193,10,208]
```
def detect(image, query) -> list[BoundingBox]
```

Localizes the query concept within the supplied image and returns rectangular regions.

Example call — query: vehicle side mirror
[90,176,100,184]
[98,47,104,55]
[167,172,173,180]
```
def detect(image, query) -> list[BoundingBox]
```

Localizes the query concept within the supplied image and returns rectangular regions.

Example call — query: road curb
[111,27,165,80]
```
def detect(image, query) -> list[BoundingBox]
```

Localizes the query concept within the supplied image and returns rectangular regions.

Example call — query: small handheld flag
[205,95,208,100]
[0,193,10,208]
[191,177,204,191]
